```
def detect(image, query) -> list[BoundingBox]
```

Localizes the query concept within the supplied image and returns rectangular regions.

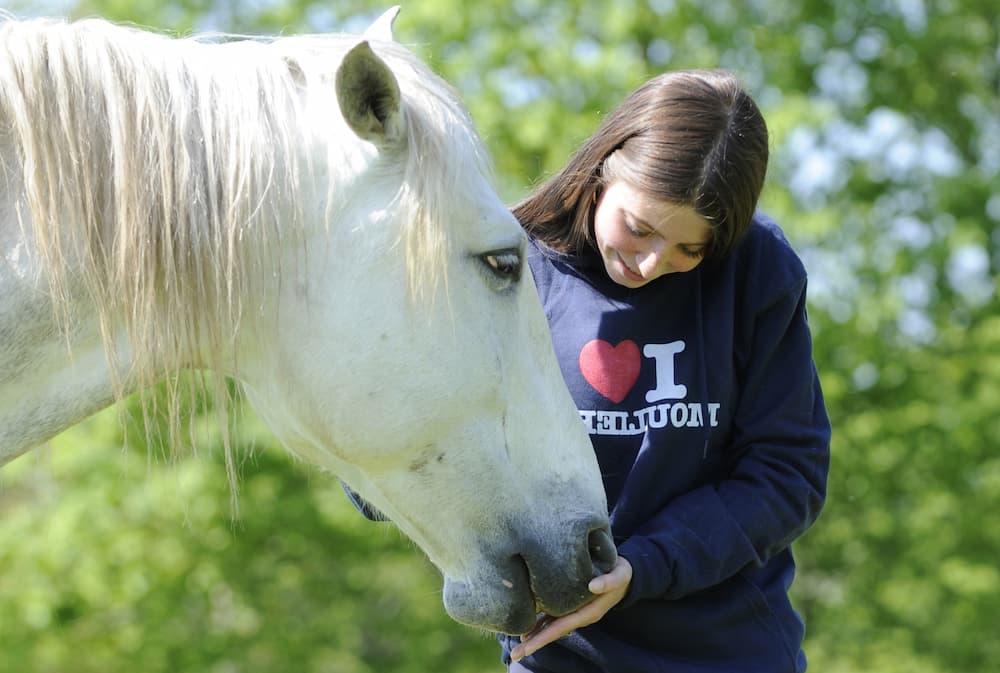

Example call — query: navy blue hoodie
[499,213,831,672]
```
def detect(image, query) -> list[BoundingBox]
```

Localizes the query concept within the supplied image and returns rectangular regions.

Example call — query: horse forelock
[380,44,496,301]
[278,32,494,302]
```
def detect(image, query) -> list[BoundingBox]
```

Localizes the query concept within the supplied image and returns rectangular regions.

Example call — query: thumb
[589,556,632,594]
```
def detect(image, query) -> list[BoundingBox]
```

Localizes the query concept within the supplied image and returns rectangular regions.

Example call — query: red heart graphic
[578,339,640,404]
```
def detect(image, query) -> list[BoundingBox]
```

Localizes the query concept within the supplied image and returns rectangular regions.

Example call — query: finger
[512,560,633,661]
[521,613,556,641]
[513,598,614,661]
[588,562,629,594]
[588,575,607,593]
[512,614,578,661]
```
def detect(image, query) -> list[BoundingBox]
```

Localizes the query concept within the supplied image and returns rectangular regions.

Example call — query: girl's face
[593,179,713,288]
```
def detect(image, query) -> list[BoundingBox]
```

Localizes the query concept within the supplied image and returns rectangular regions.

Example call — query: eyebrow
[629,212,710,247]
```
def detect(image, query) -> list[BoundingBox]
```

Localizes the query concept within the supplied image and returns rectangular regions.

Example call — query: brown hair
[514,70,769,259]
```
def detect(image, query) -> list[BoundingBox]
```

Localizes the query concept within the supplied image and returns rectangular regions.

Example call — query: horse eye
[480,249,522,281]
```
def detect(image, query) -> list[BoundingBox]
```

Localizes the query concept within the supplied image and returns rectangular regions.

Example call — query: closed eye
[626,223,653,238]
[625,214,653,238]
[679,245,706,260]
[479,248,522,286]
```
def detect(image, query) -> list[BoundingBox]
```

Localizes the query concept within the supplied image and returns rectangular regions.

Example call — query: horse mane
[0,16,493,477]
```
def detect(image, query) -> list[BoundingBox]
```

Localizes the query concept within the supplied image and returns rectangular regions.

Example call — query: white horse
[0,9,615,635]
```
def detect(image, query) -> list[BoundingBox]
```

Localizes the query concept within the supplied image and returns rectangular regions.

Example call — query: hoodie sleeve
[616,270,831,606]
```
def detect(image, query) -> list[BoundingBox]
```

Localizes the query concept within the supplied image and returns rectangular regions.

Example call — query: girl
[503,70,831,673]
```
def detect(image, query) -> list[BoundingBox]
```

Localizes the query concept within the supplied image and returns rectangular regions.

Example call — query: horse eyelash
[480,250,522,280]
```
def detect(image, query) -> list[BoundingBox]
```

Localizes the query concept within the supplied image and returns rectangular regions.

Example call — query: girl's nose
[636,249,663,277]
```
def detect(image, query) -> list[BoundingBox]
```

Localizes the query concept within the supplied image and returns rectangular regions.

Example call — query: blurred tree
[2,1,997,672]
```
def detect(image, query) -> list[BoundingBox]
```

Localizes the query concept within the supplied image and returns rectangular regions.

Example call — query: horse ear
[364,5,401,42]
[335,40,404,145]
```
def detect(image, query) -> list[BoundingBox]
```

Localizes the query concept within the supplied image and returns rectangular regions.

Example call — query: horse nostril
[587,527,617,576]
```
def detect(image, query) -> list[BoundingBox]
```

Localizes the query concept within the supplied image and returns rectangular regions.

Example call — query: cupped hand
[510,555,633,662]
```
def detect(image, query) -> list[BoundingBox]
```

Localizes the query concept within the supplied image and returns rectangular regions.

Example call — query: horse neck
[0,253,131,463]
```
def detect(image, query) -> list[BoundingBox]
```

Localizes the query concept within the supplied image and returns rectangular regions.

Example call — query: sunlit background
[2,1,998,672]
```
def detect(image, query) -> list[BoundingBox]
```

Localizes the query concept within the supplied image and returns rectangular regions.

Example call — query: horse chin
[441,572,539,635]
[440,554,594,635]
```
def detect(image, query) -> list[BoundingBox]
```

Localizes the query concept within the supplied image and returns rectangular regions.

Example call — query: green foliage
[3,1,998,672]
[0,408,498,673]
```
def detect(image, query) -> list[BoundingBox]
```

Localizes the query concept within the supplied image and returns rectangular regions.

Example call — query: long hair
[515,70,769,258]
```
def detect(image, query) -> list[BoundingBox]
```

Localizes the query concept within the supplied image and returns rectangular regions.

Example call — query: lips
[443,564,539,634]
[617,254,644,282]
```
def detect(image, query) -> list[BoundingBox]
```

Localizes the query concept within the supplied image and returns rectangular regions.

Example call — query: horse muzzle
[441,517,617,634]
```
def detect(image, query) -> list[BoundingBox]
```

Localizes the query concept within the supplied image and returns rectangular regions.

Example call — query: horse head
[233,10,614,633]
[0,9,614,635]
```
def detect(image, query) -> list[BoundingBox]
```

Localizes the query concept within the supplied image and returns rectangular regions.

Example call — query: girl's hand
[510,555,633,662]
